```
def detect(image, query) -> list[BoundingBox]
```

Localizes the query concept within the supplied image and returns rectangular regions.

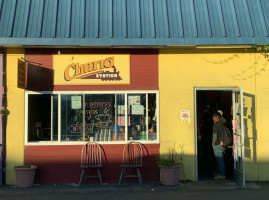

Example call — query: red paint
[25,49,159,91]
[25,144,160,184]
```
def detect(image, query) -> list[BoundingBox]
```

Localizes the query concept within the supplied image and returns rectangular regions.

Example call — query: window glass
[127,94,147,140]
[148,93,157,140]
[27,92,158,143]
[53,95,58,141]
[85,94,114,142]
[114,94,125,141]
[28,94,51,141]
[61,95,83,141]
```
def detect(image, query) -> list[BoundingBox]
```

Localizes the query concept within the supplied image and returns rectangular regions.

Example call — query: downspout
[1,48,9,185]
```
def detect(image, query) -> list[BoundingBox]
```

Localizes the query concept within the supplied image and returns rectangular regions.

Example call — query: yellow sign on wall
[54,54,130,85]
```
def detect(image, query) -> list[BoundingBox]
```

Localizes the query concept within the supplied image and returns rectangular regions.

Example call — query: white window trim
[25,90,160,145]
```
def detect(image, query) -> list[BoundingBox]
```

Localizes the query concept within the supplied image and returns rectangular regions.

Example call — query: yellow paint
[54,54,130,85]
[5,48,25,185]
[159,48,269,181]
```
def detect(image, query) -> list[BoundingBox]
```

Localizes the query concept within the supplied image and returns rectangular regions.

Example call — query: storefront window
[28,94,52,141]
[127,94,146,140]
[115,94,125,141]
[27,92,158,143]
[53,95,58,141]
[85,94,115,142]
[61,95,83,141]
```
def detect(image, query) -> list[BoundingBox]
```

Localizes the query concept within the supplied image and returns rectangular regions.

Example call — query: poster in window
[71,96,82,109]
[128,96,140,105]
[117,116,130,126]
[131,105,144,115]
[117,105,125,115]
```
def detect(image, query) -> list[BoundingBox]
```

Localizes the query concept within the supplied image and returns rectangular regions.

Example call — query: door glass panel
[233,88,245,187]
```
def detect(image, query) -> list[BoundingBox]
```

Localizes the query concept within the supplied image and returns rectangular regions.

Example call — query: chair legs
[137,168,142,185]
[79,169,86,186]
[118,167,142,185]
[79,168,102,186]
[118,168,126,185]
[97,168,103,184]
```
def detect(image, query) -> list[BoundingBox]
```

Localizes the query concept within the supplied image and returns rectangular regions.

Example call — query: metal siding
[193,0,212,37]
[260,0,269,35]
[220,0,240,37]
[140,0,155,38]
[153,0,169,38]
[99,0,112,38]
[113,0,127,38]
[126,0,141,38]
[233,0,254,37]
[167,0,183,38]
[70,0,85,38]
[12,0,31,37]
[42,0,57,38]
[0,0,16,37]
[0,0,3,16]
[27,0,45,37]
[85,0,99,38]
[207,0,226,37]
[246,0,268,37]
[0,0,268,45]
[0,54,2,185]
[180,0,197,38]
[56,0,71,38]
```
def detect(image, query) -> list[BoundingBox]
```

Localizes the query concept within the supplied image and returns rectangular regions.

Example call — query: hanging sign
[17,59,27,89]
[54,54,130,85]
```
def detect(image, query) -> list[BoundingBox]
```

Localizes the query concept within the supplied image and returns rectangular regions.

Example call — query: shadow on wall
[24,144,160,184]
[27,63,54,91]
[243,92,257,162]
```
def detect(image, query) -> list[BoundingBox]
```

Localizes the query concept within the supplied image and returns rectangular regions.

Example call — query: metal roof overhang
[0,37,267,48]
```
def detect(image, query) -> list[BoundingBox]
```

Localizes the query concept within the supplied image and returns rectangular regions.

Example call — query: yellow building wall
[159,49,268,181]
[5,48,25,185]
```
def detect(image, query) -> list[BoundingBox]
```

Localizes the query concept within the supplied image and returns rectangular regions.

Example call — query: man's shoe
[214,175,225,180]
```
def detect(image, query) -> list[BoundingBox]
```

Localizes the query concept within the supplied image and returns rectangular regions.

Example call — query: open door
[232,87,245,187]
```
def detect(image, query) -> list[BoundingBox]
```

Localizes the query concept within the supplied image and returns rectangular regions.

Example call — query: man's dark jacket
[212,120,225,146]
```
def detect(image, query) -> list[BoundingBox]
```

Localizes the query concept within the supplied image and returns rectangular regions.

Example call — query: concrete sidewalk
[0,181,268,200]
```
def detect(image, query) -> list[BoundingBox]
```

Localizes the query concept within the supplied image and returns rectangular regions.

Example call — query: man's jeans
[213,144,226,176]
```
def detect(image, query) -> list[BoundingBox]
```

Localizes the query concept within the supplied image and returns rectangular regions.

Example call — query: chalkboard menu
[85,95,113,130]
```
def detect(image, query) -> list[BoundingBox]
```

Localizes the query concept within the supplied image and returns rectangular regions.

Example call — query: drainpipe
[1,48,9,185]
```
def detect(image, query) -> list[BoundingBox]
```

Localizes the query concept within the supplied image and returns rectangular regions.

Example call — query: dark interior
[28,94,51,141]
[196,90,234,180]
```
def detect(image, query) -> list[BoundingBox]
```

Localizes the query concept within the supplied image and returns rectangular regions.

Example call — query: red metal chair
[79,142,103,186]
[118,141,143,185]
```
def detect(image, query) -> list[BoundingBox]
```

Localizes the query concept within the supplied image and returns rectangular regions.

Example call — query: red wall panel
[25,144,160,184]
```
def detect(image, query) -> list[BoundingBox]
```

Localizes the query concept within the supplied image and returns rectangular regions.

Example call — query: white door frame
[194,87,237,181]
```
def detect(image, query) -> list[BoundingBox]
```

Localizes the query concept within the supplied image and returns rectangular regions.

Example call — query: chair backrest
[81,142,102,167]
[122,142,143,166]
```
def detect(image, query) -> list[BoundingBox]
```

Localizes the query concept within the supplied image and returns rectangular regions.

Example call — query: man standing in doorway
[212,112,226,180]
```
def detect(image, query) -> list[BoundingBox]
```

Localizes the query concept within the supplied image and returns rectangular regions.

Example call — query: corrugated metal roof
[0,0,268,46]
